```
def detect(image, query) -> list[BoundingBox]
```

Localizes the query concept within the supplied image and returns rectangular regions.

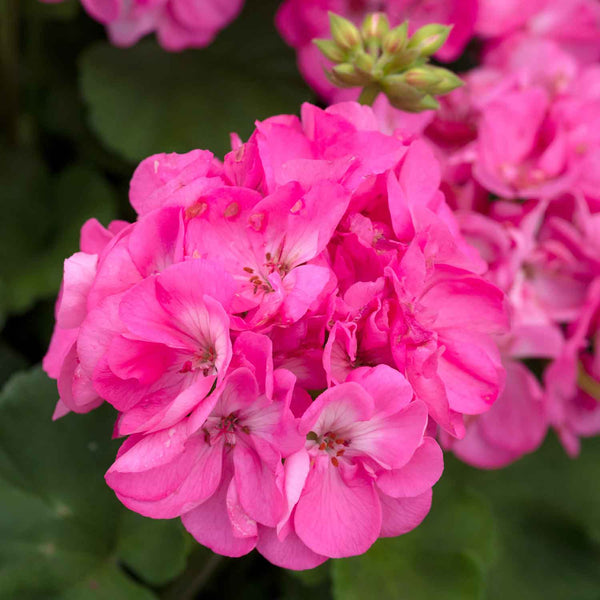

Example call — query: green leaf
[0,369,121,594]
[0,159,117,316]
[331,479,496,600]
[0,368,188,596]
[79,0,313,162]
[22,0,79,20]
[60,563,157,600]
[0,343,27,387]
[443,436,600,600]
[332,542,482,600]
[117,512,189,586]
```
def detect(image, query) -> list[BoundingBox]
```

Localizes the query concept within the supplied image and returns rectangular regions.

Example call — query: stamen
[179,360,193,374]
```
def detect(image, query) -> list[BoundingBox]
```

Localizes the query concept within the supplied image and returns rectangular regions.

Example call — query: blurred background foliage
[1,0,600,598]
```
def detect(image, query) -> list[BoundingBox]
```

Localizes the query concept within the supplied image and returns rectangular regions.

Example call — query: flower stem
[358,83,380,106]
[161,550,225,600]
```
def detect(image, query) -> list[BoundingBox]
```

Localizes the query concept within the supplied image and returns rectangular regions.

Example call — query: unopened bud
[416,94,440,111]
[330,63,369,87]
[427,67,464,94]
[353,50,376,76]
[361,12,390,44]
[313,38,347,63]
[380,47,420,74]
[329,12,362,51]
[381,74,425,105]
[382,22,408,54]
[404,66,442,90]
[407,23,452,57]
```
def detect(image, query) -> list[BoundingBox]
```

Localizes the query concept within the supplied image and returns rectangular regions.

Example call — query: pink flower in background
[445,358,547,468]
[443,193,600,467]
[545,279,600,457]
[425,48,600,208]
[276,0,478,103]
[476,0,600,64]
[40,0,244,50]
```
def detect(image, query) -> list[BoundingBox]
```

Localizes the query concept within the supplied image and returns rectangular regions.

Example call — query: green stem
[358,83,380,106]
[0,0,19,145]
[161,550,225,600]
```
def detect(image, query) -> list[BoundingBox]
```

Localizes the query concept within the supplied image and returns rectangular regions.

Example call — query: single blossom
[257,365,443,567]
[94,258,236,435]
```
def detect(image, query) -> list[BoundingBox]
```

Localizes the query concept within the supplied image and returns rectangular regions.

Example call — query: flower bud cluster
[314,12,461,111]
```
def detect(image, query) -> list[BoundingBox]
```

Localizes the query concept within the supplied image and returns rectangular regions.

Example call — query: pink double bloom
[45,101,508,566]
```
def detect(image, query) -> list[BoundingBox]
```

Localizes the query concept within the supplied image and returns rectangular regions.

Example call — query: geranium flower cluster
[44,102,509,567]
[40,0,244,50]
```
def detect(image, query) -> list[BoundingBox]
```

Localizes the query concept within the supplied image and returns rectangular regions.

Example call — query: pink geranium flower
[40,0,244,50]
[257,365,443,567]
[94,258,236,435]
[476,0,600,64]
[44,100,517,566]
[107,342,302,557]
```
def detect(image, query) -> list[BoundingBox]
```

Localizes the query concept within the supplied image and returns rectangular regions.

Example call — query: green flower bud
[353,50,376,76]
[382,22,408,54]
[403,66,442,91]
[381,74,425,105]
[313,38,347,63]
[407,23,452,57]
[329,12,362,51]
[427,67,464,94]
[361,12,390,45]
[380,48,421,74]
[329,63,369,87]
[417,94,441,111]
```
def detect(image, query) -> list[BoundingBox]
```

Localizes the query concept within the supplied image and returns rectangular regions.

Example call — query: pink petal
[294,458,381,558]
[347,365,414,414]
[348,400,429,470]
[376,437,444,498]
[56,252,98,329]
[257,524,328,571]
[233,442,285,528]
[298,382,374,437]
[182,473,257,557]
[379,490,433,537]
[108,436,223,519]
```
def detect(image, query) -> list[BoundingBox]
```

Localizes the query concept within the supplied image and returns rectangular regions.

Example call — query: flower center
[242,251,291,295]
[179,346,217,376]
[307,430,350,467]
[202,411,250,449]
